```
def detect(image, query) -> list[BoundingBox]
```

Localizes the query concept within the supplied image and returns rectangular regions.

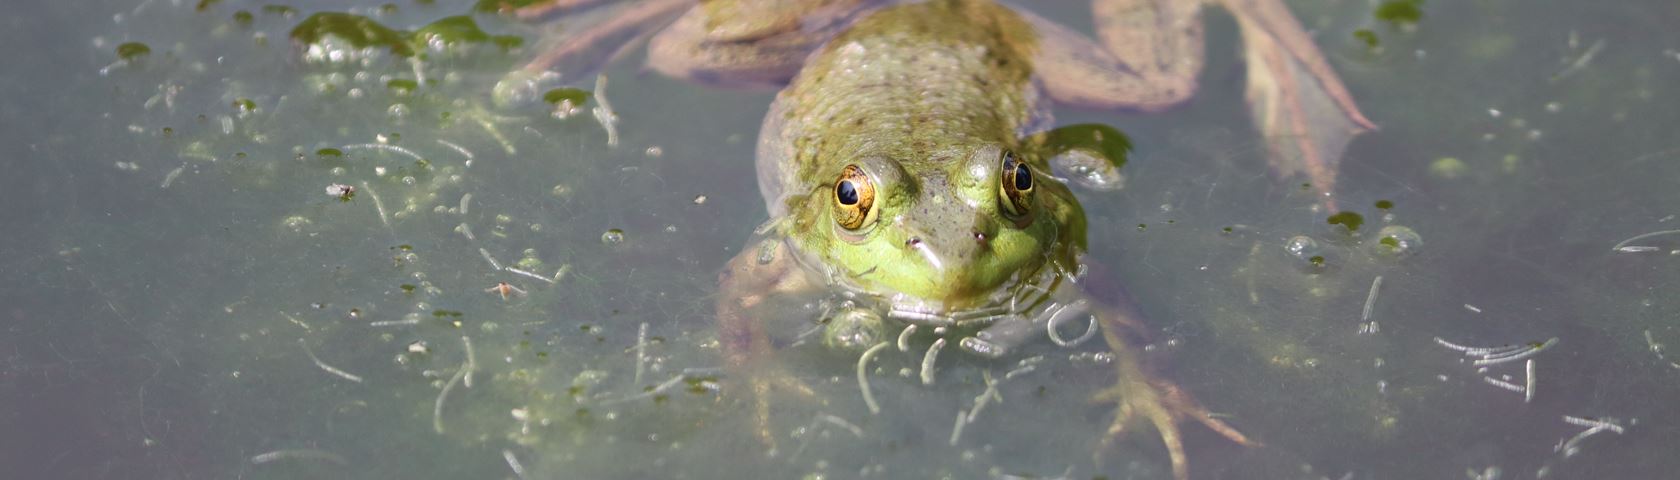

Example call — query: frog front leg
[716,236,825,451]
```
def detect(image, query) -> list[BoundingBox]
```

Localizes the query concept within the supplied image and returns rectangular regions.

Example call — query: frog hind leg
[644,0,883,88]
[1020,0,1204,112]
[716,238,823,451]
[1220,0,1376,208]
[1075,264,1253,480]
[518,0,690,80]
[1030,0,1375,206]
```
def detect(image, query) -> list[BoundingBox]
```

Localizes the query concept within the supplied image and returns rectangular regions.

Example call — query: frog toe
[733,364,822,452]
[1091,357,1253,480]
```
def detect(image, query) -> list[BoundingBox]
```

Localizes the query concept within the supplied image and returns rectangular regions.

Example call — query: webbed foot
[1090,346,1253,480]
[730,361,821,452]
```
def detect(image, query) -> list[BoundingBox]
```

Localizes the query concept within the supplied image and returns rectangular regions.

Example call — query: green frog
[501,0,1372,477]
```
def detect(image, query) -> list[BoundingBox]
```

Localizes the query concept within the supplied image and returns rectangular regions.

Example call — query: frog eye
[998,151,1034,217]
[833,164,876,230]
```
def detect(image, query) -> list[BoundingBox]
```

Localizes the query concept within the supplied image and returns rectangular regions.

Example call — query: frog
[495,0,1373,478]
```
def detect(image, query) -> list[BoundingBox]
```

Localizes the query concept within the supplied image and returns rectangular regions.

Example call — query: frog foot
[729,361,822,454]
[1089,352,1254,480]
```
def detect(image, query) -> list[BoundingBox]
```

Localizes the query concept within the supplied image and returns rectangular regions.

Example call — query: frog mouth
[881,266,1062,328]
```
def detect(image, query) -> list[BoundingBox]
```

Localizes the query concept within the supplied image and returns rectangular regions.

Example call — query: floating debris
[816,413,865,437]
[1357,275,1383,334]
[634,322,649,385]
[437,139,475,161]
[369,318,420,327]
[1558,415,1626,457]
[505,267,556,284]
[1467,466,1501,480]
[692,195,707,205]
[858,342,891,414]
[458,193,472,214]
[1434,337,1523,356]
[596,368,723,406]
[1464,304,1483,313]
[326,183,356,201]
[592,74,619,147]
[966,370,1001,424]
[1611,229,1680,253]
[433,362,467,434]
[161,163,185,189]
[897,324,918,352]
[479,248,504,270]
[921,338,946,386]
[947,410,968,446]
[1525,359,1536,403]
[485,281,525,300]
[461,336,477,388]
[601,228,626,245]
[1471,338,1558,366]
[1552,38,1605,82]
[457,223,477,241]
[1362,276,1383,321]
[1046,300,1098,347]
[360,182,389,227]
[281,312,313,332]
[1003,364,1036,380]
[342,143,424,163]
[1642,330,1680,369]
[502,449,528,480]
[250,448,347,465]
[1004,355,1042,380]
[1439,336,1558,400]
[1562,415,1625,434]
[790,412,866,460]
[1482,376,1523,393]
[298,338,363,383]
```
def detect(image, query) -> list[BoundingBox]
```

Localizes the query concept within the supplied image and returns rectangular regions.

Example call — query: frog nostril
[907,237,922,247]
[972,230,988,245]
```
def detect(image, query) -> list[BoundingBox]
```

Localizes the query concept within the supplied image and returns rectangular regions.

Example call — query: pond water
[5,0,1680,479]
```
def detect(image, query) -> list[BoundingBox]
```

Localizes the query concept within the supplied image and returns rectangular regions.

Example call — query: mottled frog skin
[507,0,1374,477]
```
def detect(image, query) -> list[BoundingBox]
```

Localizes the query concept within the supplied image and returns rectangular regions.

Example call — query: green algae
[1374,0,1423,27]
[1033,123,1132,171]
[414,15,525,51]
[116,42,152,61]
[1326,211,1364,232]
[542,88,590,106]
[291,13,525,60]
[291,12,416,57]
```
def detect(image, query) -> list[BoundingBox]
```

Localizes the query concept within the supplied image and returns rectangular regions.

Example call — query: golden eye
[998,151,1033,217]
[833,164,876,230]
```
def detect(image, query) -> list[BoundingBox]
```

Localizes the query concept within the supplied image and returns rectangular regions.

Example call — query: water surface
[5,0,1680,478]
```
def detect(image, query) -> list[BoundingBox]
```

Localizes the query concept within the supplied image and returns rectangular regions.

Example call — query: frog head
[788,143,1085,311]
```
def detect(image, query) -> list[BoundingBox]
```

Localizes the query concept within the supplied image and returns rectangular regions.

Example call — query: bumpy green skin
[756,0,1086,308]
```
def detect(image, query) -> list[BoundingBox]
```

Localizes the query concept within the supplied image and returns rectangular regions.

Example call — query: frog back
[754,0,1052,216]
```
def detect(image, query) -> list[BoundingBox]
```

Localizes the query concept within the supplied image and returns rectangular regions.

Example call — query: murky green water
[5,0,1680,478]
